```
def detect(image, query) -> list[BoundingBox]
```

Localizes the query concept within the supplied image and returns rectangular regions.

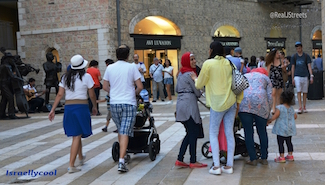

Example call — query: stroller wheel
[112,142,120,162]
[155,139,160,154]
[201,141,212,158]
[149,141,157,161]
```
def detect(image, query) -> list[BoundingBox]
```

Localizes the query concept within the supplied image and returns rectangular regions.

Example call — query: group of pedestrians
[149,57,174,103]
[46,41,311,175]
[174,41,305,175]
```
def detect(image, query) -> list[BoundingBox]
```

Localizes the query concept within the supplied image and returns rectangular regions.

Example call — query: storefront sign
[312,40,322,49]
[267,41,285,48]
[130,34,182,50]
[265,37,286,49]
[213,37,241,48]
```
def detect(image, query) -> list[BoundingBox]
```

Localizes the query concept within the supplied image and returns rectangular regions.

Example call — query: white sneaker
[221,166,233,174]
[209,166,221,175]
[68,166,81,173]
[168,100,173,104]
[79,154,86,166]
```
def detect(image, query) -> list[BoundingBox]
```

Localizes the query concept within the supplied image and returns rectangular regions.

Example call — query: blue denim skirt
[63,104,92,138]
[164,78,173,84]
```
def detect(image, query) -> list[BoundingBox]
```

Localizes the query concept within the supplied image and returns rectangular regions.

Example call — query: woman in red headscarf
[175,52,207,168]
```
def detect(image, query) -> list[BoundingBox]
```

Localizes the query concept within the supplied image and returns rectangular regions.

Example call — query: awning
[258,0,313,6]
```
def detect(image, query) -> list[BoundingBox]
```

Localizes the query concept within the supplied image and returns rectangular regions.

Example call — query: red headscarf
[251,67,268,76]
[180,52,197,75]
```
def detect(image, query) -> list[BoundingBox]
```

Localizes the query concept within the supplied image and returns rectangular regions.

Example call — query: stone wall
[19,29,99,83]
[18,0,321,78]
[114,0,315,66]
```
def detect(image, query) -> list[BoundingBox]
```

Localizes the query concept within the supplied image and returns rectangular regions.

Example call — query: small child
[267,90,297,163]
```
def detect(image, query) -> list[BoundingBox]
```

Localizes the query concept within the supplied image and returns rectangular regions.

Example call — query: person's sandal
[259,159,268,165]
[189,162,208,168]
[297,107,303,114]
[246,159,257,166]
[175,160,189,167]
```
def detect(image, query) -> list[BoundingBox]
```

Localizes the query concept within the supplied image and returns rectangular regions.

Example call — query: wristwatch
[310,74,314,78]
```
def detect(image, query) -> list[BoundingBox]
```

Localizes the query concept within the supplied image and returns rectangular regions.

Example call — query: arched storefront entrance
[212,25,241,49]
[130,16,182,96]
[311,27,322,58]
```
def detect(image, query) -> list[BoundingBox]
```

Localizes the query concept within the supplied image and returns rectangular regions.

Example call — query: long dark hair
[163,59,172,68]
[265,49,278,67]
[249,56,257,66]
[63,69,86,91]
[209,41,224,59]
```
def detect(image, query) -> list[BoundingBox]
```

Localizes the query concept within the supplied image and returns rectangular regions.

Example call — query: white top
[149,64,164,82]
[59,73,94,100]
[133,62,146,82]
[103,60,142,106]
[23,84,39,97]
[163,66,173,79]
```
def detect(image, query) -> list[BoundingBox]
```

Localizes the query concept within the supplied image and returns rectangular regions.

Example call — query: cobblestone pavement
[0,96,324,185]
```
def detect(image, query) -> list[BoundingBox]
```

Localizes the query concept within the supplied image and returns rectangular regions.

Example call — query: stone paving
[0,95,325,184]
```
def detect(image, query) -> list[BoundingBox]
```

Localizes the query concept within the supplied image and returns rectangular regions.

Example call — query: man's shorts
[110,104,137,137]
[106,110,112,121]
[294,76,309,93]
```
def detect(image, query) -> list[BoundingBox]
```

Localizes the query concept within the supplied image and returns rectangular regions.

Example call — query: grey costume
[175,72,202,124]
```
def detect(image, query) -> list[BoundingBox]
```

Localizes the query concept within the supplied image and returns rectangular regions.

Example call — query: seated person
[23,78,46,113]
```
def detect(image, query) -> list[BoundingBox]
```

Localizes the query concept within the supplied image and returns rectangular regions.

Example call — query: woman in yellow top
[191,41,244,175]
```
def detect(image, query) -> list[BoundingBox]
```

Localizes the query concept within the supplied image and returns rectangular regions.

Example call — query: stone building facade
[12,0,322,89]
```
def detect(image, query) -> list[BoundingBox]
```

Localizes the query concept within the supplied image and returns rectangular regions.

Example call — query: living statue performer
[43,52,61,105]
[0,51,18,119]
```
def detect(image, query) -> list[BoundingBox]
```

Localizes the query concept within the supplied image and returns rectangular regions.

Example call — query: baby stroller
[198,98,261,163]
[112,89,161,162]
[201,117,261,163]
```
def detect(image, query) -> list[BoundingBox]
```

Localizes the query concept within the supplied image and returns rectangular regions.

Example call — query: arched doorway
[130,16,182,96]
[212,25,241,49]
[311,29,322,58]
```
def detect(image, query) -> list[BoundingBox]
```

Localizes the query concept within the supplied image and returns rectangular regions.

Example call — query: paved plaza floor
[0,95,325,185]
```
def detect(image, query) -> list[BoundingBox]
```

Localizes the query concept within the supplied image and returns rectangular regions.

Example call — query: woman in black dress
[266,49,287,113]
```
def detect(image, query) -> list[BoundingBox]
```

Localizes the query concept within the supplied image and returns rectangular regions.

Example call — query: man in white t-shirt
[103,45,143,173]
[133,54,146,87]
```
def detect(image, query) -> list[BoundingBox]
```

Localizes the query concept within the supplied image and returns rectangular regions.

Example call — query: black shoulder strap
[151,64,160,75]
[227,59,235,70]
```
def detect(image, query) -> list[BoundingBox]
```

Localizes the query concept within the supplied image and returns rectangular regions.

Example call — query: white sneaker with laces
[118,162,128,172]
